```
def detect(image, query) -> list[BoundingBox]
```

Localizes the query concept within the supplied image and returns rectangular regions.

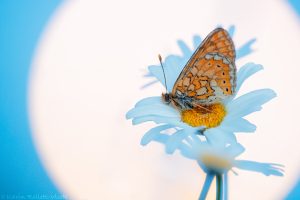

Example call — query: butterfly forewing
[171,28,236,106]
[200,28,236,62]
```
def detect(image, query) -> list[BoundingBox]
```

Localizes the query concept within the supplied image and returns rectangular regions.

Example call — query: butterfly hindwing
[171,28,236,106]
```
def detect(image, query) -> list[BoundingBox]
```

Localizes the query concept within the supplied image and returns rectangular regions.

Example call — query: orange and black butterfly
[161,28,236,111]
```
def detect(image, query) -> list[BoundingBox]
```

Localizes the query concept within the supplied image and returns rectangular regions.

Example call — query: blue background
[0,0,62,196]
[0,0,299,199]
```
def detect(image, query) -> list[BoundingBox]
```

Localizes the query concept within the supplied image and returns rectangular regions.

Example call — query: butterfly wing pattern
[168,28,236,110]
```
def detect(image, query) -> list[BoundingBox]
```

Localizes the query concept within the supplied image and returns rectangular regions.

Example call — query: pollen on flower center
[181,103,226,128]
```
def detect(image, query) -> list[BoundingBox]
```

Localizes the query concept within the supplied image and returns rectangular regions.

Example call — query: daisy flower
[126,26,275,150]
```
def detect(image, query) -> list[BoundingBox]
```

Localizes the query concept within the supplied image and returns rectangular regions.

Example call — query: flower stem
[216,173,223,200]
[199,173,215,200]
[224,173,228,200]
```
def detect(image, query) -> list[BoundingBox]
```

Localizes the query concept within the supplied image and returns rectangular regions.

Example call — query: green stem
[199,173,215,200]
[216,173,223,200]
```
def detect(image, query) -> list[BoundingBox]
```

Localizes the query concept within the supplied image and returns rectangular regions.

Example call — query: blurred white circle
[29,0,300,199]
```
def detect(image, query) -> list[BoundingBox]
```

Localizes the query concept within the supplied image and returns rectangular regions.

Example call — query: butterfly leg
[192,103,212,113]
[196,128,206,135]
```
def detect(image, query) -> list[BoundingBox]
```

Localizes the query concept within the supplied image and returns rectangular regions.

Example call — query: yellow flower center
[181,103,226,128]
[201,154,232,170]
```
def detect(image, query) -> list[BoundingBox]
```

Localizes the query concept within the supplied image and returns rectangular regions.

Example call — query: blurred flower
[149,131,284,199]
[180,132,284,177]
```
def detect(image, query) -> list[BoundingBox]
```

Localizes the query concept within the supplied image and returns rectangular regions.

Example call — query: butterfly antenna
[158,54,168,93]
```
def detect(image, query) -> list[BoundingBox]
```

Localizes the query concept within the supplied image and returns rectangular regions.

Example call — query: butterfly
[161,28,236,112]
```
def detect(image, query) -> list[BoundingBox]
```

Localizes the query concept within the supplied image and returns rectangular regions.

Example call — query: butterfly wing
[172,28,236,106]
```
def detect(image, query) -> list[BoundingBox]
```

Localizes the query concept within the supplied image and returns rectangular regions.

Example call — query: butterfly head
[162,93,172,104]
